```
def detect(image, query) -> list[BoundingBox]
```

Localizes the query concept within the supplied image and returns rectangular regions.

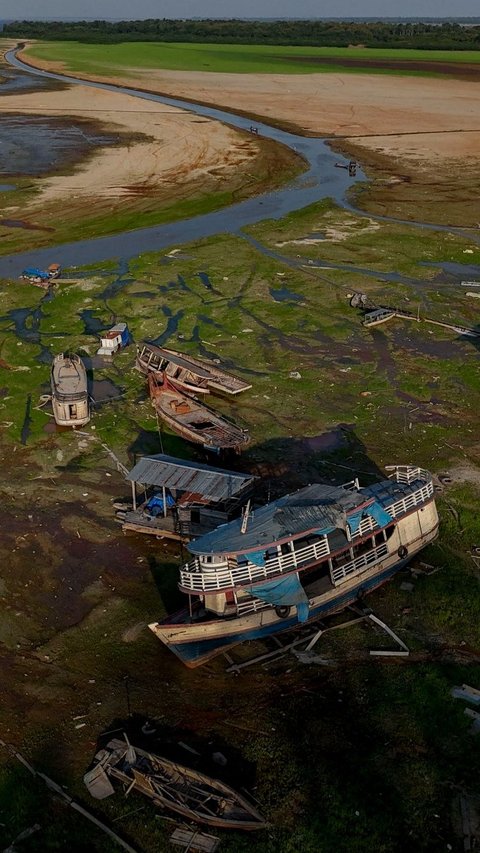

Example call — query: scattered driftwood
[0,740,138,853]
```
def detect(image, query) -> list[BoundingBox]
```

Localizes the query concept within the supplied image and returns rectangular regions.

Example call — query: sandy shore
[0,79,262,207]
[25,53,480,165]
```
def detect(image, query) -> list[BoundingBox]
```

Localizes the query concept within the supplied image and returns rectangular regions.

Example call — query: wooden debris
[0,740,138,853]
[169,827,220,852]
[368,613,410,656]
[451,685,480,704]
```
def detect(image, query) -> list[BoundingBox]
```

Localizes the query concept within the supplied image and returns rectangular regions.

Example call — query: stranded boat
[149,465,438,667]
[20,263,61,286]
[148,373,249,454]
[136,342,251,396]
[84,737,266,831]
[50,353,90,427]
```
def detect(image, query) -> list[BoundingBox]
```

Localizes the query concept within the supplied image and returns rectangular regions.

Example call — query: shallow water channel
[0,50,365,276]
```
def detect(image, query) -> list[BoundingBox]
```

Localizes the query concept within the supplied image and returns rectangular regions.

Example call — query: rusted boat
[136,342,251,396]
[84,737,266,831]
[148,373,249,453]
[50,353,90,427]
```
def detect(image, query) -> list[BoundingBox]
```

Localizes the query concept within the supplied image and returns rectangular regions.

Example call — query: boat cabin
[121,453,256,541]
[178,467,435,618]
[97,323,129,356]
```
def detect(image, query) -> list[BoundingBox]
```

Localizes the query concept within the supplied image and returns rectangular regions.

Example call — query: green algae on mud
[1,202,480,852]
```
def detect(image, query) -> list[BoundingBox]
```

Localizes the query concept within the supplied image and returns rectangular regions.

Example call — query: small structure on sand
[119,453,255,541]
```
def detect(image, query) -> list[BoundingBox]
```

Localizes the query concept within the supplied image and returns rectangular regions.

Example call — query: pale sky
[1,0,479,19]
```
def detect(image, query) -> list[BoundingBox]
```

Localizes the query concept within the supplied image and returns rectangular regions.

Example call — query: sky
[1,0,479,20]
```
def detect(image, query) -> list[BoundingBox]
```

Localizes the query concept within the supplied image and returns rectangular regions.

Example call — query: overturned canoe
[84,737,266,831]
[136,343,251,396]
[51,353,90,427]
[149,374,249,453]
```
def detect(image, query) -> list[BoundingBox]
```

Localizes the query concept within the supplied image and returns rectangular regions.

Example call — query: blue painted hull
[166,557,408,667]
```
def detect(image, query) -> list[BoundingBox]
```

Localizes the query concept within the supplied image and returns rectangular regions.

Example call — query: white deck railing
[331,542,389,586]
[235,598,271,616]
[180,536,330,592]
[180,468,434,593]
[385,480,433,519]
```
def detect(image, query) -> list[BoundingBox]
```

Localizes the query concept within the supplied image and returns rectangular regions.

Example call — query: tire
[398,545,408,560]
[275,605,291,619]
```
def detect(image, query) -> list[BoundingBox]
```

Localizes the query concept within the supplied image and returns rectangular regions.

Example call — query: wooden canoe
[84,737,266,831]
[148,373,249,453]
[136,343,251,396]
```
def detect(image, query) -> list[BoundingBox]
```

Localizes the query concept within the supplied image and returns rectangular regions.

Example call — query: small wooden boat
[362,308,396,328]
[50,353,90,427]
[84,737,266,831]
[136,343,251,396]
[148,373,249,453]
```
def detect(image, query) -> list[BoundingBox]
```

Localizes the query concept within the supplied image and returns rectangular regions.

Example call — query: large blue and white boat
[149,465,438,667]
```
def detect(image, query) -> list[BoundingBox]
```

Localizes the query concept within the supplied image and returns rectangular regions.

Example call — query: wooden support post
[162,486,167,518]
[305,628,324,652]
[131,480,137,512]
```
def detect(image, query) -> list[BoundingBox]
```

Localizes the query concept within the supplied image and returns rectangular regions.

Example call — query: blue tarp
[22,267,49,278]
[244,573,310,622]
[145,492,175,517]
[245,550,265,567]
[348,501,392,535]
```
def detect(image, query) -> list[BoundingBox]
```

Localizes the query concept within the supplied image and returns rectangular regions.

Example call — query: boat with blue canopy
[149,465,439,667]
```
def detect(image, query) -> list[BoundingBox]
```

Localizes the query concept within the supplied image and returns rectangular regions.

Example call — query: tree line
[2,19,480,49]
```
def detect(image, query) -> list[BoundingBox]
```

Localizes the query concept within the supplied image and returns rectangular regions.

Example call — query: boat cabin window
[69,404,77,419]
[351,536,374,559]
[384,524,395,541]
[265,547,278,560]
[280,542,293,556]
[200,554,226,565]
[331,548,352,569]
[190,509,200,524]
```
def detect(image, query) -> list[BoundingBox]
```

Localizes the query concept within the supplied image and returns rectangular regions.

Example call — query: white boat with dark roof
[136,342,251,396]
[149,465,439,667]
[50,352,90,427]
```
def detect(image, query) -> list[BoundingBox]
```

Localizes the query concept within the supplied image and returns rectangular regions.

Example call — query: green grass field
[24,40,480,78]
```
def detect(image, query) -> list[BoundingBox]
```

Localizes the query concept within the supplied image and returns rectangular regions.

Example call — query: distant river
[0,49,364,276]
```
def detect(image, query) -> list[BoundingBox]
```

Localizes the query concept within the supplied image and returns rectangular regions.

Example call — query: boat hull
[150,520,438,667]
[149,375,249,452]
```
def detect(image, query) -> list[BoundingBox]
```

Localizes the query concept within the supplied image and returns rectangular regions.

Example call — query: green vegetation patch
[24,41,480,78]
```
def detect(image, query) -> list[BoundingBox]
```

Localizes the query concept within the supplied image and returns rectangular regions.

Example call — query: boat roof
[189,473,431,556]
[140,343,213,379]
[188,483,370,556]
[126,454,255,502]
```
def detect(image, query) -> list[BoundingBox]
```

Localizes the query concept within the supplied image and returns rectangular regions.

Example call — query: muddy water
[0,115,123,180]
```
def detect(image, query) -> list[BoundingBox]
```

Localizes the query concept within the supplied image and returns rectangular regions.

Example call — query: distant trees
[2,18,480,49]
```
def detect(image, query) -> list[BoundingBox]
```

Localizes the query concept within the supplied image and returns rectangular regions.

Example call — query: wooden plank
[170,827,220,852]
